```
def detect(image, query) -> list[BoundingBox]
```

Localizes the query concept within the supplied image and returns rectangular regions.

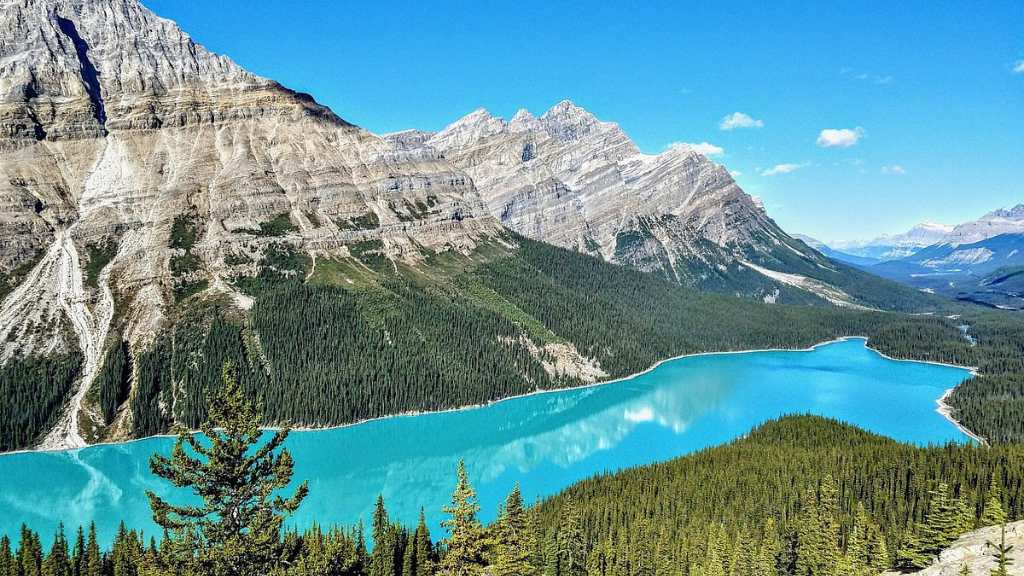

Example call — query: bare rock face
[392,101,821,285]
[0,0,498,448]
[883,521,1024,575]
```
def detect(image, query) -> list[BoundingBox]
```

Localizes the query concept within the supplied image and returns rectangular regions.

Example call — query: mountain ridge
[386,102,931,310]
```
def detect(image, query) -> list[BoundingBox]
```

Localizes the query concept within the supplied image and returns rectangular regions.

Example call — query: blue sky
[144,0,1022,243]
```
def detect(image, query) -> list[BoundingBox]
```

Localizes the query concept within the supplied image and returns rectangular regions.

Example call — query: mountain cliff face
[387,103,934,310]
[390,103,821,289]
[0,0,498,449]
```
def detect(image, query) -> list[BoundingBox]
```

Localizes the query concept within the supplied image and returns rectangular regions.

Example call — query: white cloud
[719,112,764,130]
[841,68,894,85]
[1014,61,1024,74]
[730,170,742,177]
[670,141,725,156]
[817,127,864,148]
[761,163,804,176]
[881,164,907,175]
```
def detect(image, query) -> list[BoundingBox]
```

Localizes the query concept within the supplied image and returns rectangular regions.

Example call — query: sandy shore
[936,388,987,445]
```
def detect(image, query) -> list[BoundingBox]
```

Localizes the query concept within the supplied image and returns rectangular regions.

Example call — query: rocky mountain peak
[988,203,1024,219]
[509,108,538,132]
[0,0,500,449]
[416,99,818,292]
[539,99,606,141]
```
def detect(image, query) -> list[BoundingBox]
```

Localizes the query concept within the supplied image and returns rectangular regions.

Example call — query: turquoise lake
[0,338,972,547]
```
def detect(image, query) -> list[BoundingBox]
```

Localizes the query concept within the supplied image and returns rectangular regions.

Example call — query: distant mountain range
[816,205,1024,264]
[802,207,1024,310]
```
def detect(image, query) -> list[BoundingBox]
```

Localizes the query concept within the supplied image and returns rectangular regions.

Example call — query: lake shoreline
[8,335,980,457]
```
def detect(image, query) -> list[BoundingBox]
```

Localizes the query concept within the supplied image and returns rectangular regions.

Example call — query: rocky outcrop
[387,101,828,288]
[0,0,499,448]
[883,521,1024,575]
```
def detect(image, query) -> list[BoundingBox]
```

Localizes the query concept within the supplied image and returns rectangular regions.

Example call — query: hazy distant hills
[802,207,1024,310]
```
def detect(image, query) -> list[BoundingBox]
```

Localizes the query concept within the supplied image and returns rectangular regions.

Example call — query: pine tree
[753,517,780,576]
[372,495,397,576]
[494,484,536,576]
[921,483,961,555]
[960,563,970,576]
[85,524,101,576]
[439,460,485,576]
[146,362,308,575]
[414,510,434,576]
[0,536,13,576]
[896,529,930,571]
[71,527,84,576]
[981,473,1008,527]
[795,487,823,576]
[43,525,71,576]
[987,524,1014,576]
[555,498,586,576]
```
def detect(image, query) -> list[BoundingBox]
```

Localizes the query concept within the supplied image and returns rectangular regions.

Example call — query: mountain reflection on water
[0,338,970,547]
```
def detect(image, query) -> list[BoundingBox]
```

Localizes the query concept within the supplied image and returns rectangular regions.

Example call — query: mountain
[832,205,1024,262]
[792,234,882,266]
[832,222,956,261]
[947,204,1024,245]
[0,0,500,449]
[868,234,1024,306]
[387,105,931,309]
[0,0,945,452]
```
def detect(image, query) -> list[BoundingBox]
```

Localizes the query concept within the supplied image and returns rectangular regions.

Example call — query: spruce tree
[414,510,434,576]
[555,498,586,576]
[18,525,42,576]
[921,483,961,555]
[494,484,536,576]
[867,524,890,573]
[896,529,930,571]
[986,524,1014,576]
[960,564,970,576]
[71,527,84,576]
[372,495,397,576]
[795,487,823,576]
[0,536,13,576]
[43,525,71,576]
[85,524,101,576]
[957,494,977,534]
[753,517,780,576]
[981,473,1008,527]
[440,460,485,576]
[146,362,308,576]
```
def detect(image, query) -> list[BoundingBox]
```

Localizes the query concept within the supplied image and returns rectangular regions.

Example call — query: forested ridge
[2,235,1023,451]
[120,236,992,444]
[88,236,1024,447]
